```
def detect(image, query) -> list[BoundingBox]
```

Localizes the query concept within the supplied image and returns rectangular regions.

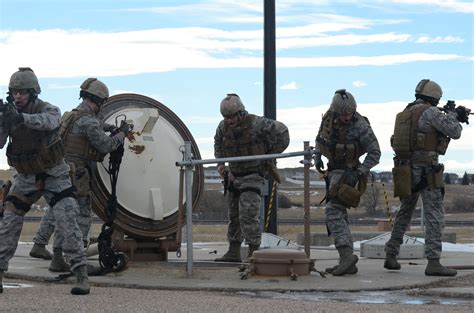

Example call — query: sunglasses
[10,89,30,96]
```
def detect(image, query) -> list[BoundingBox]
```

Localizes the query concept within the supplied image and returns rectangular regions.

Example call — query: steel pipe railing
[177,142,315,276]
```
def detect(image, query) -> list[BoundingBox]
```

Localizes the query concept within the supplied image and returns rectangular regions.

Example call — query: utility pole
[263,0,278,235]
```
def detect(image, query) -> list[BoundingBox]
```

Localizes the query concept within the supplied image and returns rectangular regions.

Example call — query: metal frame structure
[176,142,315,276]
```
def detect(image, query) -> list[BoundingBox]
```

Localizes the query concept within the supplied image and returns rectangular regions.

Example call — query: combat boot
[71,265,90,295]
[214,242,242,262]
[49,248,71,272]
[332,247,358,276]
[425,259,457,276]
[1,271,3,293]
[325,264,358,275]
[384,253,401,270]
[244,244,260,262]
[29,243,53,260]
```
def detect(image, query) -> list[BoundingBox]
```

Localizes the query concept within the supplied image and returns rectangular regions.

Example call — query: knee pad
[4,195,31,216]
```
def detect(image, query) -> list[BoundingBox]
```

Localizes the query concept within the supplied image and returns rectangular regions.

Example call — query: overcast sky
[0,0,473,174]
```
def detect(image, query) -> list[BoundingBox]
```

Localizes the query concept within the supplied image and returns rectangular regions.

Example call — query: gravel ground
[1,278,472,313]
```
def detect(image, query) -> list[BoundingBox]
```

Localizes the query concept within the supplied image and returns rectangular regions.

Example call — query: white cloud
[0,27,470,85]
[389,0,474,13]
[416,36,464,44]
[280,81,299,90]
[352,80,367,88]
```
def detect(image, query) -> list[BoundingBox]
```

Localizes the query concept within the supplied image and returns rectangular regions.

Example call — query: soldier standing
[29,78,129,273]
[314,89,380,276]
[384,79,468,276]
[214,94,289,262]
[0,68,89,295]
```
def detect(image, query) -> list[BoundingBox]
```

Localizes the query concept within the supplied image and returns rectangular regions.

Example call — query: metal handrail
[177,142,314,276]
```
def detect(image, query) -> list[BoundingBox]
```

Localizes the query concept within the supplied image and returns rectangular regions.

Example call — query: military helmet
[80,78,109,100]
[220,93,245,116]
[330,89,357,114]
[415,79,442,100]
[9,67,41,94]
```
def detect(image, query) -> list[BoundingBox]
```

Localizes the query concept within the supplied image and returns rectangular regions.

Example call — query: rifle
[439,100,472,124]
[0,98,17,131]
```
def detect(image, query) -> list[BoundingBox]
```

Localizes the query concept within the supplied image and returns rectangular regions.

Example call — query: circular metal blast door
[90,93,203,239]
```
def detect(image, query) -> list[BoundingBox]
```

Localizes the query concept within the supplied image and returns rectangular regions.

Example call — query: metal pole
[264,0,276,120]
[264,0,277,235]
[184,141,194,276]
[303,141,311,257]
[176,150,312,167]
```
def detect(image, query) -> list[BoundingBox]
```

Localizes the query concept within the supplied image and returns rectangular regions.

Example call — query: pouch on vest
[427,164,444,189]
[335,184,362,208]
[392,165,412,198]
[75,167,91,196]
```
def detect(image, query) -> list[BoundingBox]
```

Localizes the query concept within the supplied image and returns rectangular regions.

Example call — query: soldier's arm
[421,107,462,139]
[260,117,290,154]
[80,116,124,154]
[214,121,225,159]
[21,103,61,130]
[358,120,381,173]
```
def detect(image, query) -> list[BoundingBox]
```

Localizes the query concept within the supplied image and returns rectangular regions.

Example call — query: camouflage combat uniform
[0,99,87,273]
[385,100,462,259]
[214,112,289,247]
[33,101,124,249]
[315,112,380,254]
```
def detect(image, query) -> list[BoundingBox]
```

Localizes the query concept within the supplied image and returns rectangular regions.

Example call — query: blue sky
[0,0,473,174]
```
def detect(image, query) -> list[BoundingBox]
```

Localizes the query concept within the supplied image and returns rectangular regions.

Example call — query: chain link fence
[191,181,474,246]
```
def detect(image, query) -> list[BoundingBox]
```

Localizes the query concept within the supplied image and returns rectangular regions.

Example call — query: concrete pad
[3,242,474,295]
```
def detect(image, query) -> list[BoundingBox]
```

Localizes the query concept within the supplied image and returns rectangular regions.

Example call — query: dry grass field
[2,169,472,245]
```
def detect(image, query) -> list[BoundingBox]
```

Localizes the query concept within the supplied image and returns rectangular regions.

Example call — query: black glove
[2,106,24,127]
[118,120,133,134]
[314,154,324,171]
[103,123,117,133]
[455,106,470,124]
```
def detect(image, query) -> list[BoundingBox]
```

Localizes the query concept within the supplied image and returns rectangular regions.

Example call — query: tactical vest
[6,100,65,174]
[316,111,364,169]
[391,103,449,160]
[222,114,267,175]
[61,110,105,166]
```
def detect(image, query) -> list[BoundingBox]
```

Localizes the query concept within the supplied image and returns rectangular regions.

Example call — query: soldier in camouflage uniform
[214,94,289,262]
[315,89,380,276]
[29,78,128,273]
[384,79,468,276]
[0,68,89,295]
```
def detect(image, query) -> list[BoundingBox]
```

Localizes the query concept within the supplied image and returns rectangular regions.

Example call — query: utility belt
[6,139,65,174]
[392,158,444,198]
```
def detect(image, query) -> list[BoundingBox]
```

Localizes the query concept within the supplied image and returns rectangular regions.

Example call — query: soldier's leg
[325,201,358,276]
[0,175,39,268]
[30,206,55,260]
[44,170,89,295]
[48,230,70,272]
[236,174,264,258]
[0,176,39,290]
[76,195,93,248]
[384,193,419,267]
[239,190,261,259]
[422,189,456,276]
[215,190,242,262]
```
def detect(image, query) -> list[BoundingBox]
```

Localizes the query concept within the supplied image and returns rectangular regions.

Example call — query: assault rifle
[0,98,17,131]
[439,100,472,125]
